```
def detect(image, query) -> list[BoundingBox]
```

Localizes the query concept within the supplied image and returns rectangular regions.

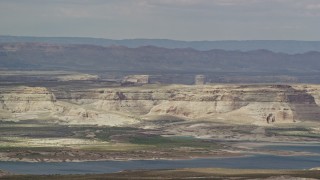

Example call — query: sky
[0,0,320,41]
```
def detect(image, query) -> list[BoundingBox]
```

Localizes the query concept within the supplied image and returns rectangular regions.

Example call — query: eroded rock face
[1,84,319,125]
[57,84,320,124]
[0,86,137,126]
[0,87,56,113]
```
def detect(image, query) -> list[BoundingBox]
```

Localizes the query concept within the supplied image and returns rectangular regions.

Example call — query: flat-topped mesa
[122,75,150,85]
[0,87,56,113]
[1,84,319,125]
[66,84,319,124]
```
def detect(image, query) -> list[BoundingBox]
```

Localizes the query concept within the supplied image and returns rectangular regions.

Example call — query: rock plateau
[0,84,319,126]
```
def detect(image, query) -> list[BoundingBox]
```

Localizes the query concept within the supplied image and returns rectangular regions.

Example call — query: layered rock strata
[0,84,319,125]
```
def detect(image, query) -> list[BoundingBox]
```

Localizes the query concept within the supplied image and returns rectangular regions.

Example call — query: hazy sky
[0,0,320,40]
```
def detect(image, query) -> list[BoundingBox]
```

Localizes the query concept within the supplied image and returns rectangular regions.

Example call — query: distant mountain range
[1,42,320,75]
[1,35,320,54]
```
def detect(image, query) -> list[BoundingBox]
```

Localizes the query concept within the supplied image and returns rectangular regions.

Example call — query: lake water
[0,154,320,175]
[263,144,320,154]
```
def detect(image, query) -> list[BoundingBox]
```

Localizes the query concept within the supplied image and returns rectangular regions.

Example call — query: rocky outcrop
[0,86,137,126]
[294,84,320,106]
[0,87,56,113]
[60,84,320,124]
[1,84,319,125]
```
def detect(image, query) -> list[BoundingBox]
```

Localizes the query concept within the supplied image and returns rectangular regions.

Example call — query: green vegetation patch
[0,146,62,153]
[129,135,217,149]
[93,127,138,142]
[266,127,320,138]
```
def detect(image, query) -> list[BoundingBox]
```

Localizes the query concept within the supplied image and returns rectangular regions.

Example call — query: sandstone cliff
[0,84,319,126]
[0,87,57,120]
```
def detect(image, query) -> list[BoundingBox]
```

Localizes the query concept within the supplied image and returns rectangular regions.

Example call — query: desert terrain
[0,71,320,164]
[1,41,320,175]
[2,0,320,178]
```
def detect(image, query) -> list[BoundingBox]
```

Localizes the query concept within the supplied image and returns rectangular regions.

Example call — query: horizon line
[1,35,320,42]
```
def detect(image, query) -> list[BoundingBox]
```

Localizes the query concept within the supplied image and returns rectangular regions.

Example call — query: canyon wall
[0,84,319,126]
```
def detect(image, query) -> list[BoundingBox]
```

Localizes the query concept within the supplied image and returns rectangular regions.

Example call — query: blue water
[0,155,320,175]
[263,145,320,154]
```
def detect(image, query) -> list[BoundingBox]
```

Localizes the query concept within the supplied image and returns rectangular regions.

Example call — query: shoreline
[2,168,320,179]
[0,152,245,163]
[1,142,320,163]
[0,151,319,163]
